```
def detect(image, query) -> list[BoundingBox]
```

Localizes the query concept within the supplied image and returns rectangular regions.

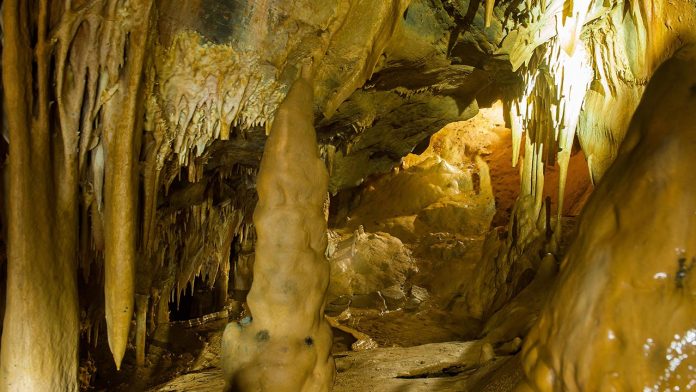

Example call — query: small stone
[410,285,430,303]
[380,285,406,310]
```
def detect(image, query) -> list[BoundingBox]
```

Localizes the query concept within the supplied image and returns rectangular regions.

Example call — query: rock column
[222,66,335,391]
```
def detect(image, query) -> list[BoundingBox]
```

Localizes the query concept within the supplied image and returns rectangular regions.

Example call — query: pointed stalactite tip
[108,326,128,371]
[485,0,495,27]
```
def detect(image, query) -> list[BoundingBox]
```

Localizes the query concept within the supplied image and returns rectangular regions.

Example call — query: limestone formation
[517,47,696,391]
[1,0,155,388]
[221,67,335,391]
[1,0,696,391]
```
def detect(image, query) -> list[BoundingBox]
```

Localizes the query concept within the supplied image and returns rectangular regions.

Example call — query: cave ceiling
[150,0,692,197]
[154,0,522,194]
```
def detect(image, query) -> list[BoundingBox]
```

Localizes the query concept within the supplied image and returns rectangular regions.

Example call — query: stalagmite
[222,64,335,391]
[517,48,696,391]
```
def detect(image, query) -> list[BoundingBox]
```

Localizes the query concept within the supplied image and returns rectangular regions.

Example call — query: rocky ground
[147,332,524,392]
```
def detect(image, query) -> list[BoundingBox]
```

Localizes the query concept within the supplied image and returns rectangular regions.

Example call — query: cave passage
[1,0,696,391]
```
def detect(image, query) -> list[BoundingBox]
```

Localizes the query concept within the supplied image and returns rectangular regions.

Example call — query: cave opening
[2,1,696,391]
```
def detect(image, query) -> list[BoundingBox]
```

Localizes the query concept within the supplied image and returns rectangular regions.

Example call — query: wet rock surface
[518,47,696,392]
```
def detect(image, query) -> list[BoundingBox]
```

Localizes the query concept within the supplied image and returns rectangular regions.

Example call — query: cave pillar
[221,65,335,391]
[216,261,230,309]
[135,294,150,366]
[0,1,79,390]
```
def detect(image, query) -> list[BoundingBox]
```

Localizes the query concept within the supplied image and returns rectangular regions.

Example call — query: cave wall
[518,45,696,392]
[464,0,696,323]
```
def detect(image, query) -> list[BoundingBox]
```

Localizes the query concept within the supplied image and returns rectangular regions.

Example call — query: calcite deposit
[2,0,696,391]
[221,67,335,391]
[517,47,696,392]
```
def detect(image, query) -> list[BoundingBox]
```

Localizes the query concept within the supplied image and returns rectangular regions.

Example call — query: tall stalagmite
[221,65,335,391]
[517,47,696,391]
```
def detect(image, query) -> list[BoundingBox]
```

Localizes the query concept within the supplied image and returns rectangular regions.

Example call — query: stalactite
[485,0,496,27]
[510,102,524,167]
[99,0,155,370]
[6,0,167,374]
[141,91,169,253]
[170,204,242,298]
[144,175,253,325]
[150,31,286,172]
[506,28,592,252]
[471,16,597,319]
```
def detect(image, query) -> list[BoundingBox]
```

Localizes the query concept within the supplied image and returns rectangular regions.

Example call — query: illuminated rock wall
[517,47,696,391]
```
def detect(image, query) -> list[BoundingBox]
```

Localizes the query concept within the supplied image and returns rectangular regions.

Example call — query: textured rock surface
[4,0,696,390]
[221,69,335,391]
[1,0,155,388]
[0,0,521,386]
[332,341,514,392]
[341,119,498,241]
[0,2,82,387]
[518,48,696,391]
[149,337,521,392]
[327,229,416,302]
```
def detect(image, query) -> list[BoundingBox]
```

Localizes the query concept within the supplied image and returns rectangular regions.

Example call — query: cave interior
[1,0,696,391]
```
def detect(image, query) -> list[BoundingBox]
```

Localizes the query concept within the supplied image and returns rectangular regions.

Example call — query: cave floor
[145,327,523,392]
[94,223,577,392]
[92,222,580,391]
[90,294,525,391]
[129,219,579,392]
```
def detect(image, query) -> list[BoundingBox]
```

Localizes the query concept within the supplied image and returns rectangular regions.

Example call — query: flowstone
[517,48,696,391]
